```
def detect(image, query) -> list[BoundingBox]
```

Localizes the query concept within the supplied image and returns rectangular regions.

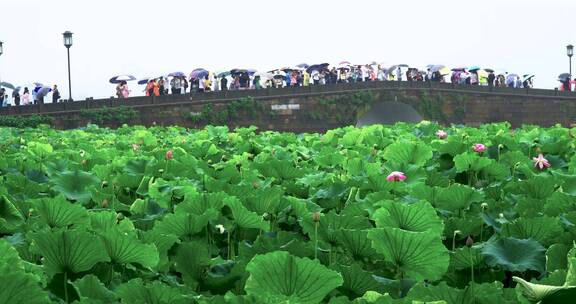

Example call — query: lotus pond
[2,122,576,303]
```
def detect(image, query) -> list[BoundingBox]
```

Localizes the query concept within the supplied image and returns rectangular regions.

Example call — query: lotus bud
[165,150,174,160]
[466,236,474,247]
[102,199,109,208]
[436,130,448,139]
[312,212,321,222]
[386,171,407,182]
[499,213,504,218]
[473,144,486,153]
[81,159,87,166]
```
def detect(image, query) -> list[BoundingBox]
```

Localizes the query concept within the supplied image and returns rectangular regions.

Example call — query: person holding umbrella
[0,88,5,107]
[12,89,20,106]
[52,85,61,103]
[22,87,31,105]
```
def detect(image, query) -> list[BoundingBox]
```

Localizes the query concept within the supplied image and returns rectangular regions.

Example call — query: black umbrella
[484,68,495,73]
[307,63,329,73]
[558,73,571,80]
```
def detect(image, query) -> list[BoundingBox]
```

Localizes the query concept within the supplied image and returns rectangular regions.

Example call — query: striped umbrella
[109,75,136,84]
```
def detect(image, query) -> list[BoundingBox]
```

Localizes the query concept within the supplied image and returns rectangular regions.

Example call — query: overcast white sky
[0,0,573,100]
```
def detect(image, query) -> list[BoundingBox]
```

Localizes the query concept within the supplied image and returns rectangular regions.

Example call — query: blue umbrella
[137,76,162,85]
[36,87,52,99]
[109,75,136,84]
[168,71,186,77]
[190,69,209,79]
[468,66,481,72]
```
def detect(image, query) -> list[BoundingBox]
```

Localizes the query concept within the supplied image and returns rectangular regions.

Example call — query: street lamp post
[0,41,4,96]
[63,31,73,101]
[567,44,574,79]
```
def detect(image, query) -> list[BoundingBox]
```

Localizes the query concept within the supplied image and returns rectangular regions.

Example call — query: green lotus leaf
[223,196,268,230]
[301,210,371,245]
[367,228,450,281]
[100,229,159,268]
[254,159,304,180]
[0,239,24,272]
[433,140,468,156]
[27,141,53,158]
[565,256,576,286]
[383,141,433,166]
[51,170,101,204]
[502,216,563,246]
[436,184,484,211]
[152,209,217,240]
[405,281,464,304]
[454,152,492,173]
[332,263,393,298]
[174,241,211,286]
[0,194,25,233]
[179,191,227,215]
[116,278,193,304]
[335,229,377,260]
[514,176,558,200]
[238,231,315,260]
[32,195,89,228]
[32,229,110,275]
[481,237,546,274]
[0,271,50,304]
[123,159,149,175]
[142,231,180,272]
[71,274,117,303]
[514,276,576,304]
[243,187,284,215]
[450,246,483,270]
[245,251,343,304]
[89,210,136,235]
[372,200,443,234]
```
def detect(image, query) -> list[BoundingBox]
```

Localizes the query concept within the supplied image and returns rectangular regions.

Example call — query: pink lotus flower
[436,130,448,139]
[386,171,407,182]
[533,154,551,170]
[165,150,174,160]
[473,144,486,153]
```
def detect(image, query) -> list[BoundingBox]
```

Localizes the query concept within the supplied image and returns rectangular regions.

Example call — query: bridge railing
[1,81,575,116]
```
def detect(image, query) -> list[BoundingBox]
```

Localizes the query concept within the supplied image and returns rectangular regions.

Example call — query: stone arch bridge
[1,81,575,132]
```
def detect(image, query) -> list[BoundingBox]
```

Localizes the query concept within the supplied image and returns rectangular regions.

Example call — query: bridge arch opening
[356,99,423,127]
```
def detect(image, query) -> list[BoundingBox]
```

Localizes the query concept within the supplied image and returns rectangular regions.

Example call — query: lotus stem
[314,221,319,260]
[469,249,475,284]
[64,271,69,304]
[227,231,231,260]
[452,230,461,251]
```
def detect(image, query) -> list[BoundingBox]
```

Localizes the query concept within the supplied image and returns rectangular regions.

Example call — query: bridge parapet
[1,81,575,132]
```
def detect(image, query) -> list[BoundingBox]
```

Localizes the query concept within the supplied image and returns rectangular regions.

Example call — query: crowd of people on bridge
[108,63,537,100]
[0,61,548,106]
